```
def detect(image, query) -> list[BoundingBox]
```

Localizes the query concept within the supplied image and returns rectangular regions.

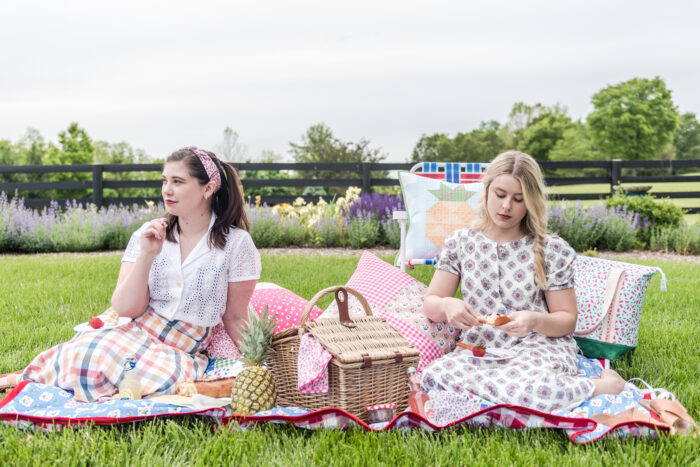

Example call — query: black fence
[0,159,699,213]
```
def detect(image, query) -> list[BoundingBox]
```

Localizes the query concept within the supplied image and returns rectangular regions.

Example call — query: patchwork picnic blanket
[0,356,668,443]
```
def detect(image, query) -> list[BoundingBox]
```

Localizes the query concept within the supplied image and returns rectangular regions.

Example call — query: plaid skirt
[22,308,212,402]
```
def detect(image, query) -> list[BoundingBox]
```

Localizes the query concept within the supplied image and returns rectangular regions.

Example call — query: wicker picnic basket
[267,286,419,422]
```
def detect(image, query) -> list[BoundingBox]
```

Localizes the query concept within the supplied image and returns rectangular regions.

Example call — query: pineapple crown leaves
[428,183,477,202]
[239,305,278,366]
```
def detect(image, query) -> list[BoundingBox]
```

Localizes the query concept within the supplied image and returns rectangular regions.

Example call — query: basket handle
[300,286,373,329]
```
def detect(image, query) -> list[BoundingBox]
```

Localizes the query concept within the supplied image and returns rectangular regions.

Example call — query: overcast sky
[2,0,699,162]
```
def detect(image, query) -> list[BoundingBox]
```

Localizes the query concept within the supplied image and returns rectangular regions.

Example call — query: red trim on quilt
[221,403,597,433]
[0,380,31,409]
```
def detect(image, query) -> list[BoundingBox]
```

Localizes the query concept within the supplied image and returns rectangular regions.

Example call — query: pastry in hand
[477,314,511,326]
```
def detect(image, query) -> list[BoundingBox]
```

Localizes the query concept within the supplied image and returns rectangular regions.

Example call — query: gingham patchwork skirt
[22,308,211,402]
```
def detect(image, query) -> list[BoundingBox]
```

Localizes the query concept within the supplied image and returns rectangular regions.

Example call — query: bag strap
[575,267,625,335]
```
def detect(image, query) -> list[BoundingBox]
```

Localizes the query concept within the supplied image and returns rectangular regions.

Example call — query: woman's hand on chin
[141,219,167,258]
[499,310,540,338]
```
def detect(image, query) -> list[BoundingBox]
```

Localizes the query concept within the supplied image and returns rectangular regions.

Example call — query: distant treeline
[2,76,698,199]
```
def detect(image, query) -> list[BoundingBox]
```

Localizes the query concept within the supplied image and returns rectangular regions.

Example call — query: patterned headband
[182,146,222,193]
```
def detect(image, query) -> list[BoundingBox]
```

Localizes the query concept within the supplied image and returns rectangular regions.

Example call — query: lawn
[1,252,698,465]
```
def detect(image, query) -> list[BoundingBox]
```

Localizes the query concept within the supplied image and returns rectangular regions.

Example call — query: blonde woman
[420,151,625,412]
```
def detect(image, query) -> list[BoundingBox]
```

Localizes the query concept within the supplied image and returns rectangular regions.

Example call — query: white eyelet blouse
[122,215,261,327]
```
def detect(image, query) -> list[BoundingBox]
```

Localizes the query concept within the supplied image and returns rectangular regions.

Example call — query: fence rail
[1,159,699,213]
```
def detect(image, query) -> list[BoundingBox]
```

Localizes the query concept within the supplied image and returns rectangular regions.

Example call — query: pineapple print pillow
[398,171,484,261]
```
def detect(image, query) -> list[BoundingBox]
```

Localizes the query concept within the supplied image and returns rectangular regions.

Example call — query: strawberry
[456,342,487,357]
[89,317,104,329]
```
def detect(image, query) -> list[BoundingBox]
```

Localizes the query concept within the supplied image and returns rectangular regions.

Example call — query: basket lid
[292,286,419,366]
[306,317,419,365]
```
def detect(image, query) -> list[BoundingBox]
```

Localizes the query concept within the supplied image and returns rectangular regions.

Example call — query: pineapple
[425,183,479,250]
[231,306,278,415]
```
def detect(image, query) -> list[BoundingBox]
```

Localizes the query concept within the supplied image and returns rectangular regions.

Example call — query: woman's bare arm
[221,279,257,345]
[422,269,480,329]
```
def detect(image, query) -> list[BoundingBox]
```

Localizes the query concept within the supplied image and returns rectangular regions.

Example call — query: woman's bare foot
[591,369,626,397]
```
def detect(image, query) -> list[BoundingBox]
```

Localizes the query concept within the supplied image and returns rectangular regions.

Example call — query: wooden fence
[0,159,699,213]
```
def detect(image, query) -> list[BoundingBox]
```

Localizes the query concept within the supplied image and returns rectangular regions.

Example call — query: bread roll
[176,377,236,398]
[477,314,511,326]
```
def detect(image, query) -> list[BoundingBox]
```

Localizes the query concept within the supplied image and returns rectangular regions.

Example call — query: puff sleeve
[435,229,462,277]
[544,235,576,291]
[121,222,148,263]
[227,229,261,282]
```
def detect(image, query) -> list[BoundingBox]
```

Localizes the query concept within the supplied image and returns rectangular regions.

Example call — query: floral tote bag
[573,256,666,360]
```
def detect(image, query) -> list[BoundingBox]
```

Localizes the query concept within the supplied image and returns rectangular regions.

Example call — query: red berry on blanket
[89,317,104,329]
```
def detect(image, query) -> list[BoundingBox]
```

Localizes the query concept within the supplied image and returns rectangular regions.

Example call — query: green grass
[1,252,699,465]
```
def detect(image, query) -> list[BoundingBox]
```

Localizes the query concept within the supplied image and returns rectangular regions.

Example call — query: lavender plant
[548,201,638,252]
[346,212,382,248]
[343,192,403,246]
[342,192,404,223]
[312,214,344,247]
[0,192,161,253]
[382,217,401,249]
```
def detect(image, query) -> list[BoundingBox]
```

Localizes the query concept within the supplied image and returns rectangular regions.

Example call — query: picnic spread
[1,252,696,441]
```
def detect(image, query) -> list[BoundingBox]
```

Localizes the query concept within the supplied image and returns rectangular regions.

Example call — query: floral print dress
[420,228,595,412]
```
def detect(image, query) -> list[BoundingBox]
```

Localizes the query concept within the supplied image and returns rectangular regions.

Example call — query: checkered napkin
[297,334,333,394]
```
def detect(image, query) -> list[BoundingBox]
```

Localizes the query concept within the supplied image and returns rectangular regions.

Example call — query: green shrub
[649,223,700,255]
[605,194,685,245]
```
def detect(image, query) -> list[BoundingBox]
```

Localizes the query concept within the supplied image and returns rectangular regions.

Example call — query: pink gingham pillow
[322,251,460,373]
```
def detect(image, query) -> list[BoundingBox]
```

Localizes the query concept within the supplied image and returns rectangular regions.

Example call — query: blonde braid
[531,228,548,290]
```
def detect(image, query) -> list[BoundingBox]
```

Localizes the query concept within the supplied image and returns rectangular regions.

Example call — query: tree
[502,102,568,148]
[517,113,574,160]
[289,123,386,193]
[45,122,95,166]
[94,141,155,199]
[217,127,248,162]
[44,122,95,199]
[587,77,679,160]
[240,150,296,198]
[410,133,456,163]
[673,112,700,160]
[18,128,46,166]
[548,122,602,162]
[0,140,22,183]
[410,121,507,163]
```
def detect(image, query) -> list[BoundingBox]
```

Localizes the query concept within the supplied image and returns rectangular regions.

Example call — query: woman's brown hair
[164,148,249,249]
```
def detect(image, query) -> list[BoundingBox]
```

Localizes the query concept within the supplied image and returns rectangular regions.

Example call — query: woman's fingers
[145,219,167,240]
[462,304,481,327]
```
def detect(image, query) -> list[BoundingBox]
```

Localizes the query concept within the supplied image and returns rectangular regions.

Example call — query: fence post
[92,164,104,207]
[362,163,371,194]
[610,159,622,196]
